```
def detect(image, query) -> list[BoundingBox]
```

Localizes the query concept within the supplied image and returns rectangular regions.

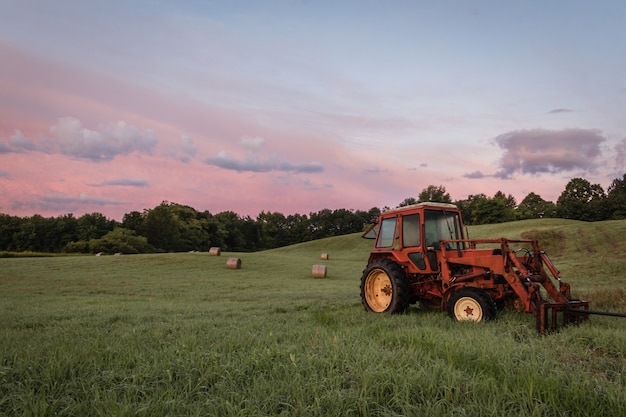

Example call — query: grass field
[1,219,625,416]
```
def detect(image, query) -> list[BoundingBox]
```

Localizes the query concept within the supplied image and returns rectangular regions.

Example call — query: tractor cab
[363,202,464,275]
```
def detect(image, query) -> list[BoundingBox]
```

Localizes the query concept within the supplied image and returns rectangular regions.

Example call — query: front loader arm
[441,237,590,332]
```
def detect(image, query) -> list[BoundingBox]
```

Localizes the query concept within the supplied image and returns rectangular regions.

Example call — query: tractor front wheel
[447,288,496,322]
[360,259,410,314]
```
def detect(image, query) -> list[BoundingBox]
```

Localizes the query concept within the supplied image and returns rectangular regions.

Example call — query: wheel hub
[364,270,392,312]
[454,296,483,321]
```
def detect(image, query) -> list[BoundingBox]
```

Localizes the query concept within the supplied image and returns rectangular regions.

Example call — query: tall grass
[1,220,625,416]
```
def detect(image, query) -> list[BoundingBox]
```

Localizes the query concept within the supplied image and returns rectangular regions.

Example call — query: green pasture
[1,219,625,416]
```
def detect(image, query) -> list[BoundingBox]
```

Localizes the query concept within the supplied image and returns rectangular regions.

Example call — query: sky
[1,0,625,221]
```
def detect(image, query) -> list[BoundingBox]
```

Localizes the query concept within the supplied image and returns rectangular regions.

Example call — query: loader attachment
[536,299,589,334]
[501,239,592,333]
[443,237,595,333]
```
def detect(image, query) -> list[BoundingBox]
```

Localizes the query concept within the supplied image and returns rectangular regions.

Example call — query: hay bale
[209,247,221,256]
[226,257,241,269]
[312,264,327,278]
[320,253,329,260]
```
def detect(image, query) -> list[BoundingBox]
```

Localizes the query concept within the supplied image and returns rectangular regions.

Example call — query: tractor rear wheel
[447,288,496,322]
[360,259,410,314]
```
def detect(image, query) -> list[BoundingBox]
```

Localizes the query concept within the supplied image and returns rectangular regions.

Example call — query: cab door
[402,213,439,273]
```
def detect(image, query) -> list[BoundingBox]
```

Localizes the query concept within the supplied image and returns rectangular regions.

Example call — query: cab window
[402,214,420,247]
[376,217,396,248]
[424,209,463,249]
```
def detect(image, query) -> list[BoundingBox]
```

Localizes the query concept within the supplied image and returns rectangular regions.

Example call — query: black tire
[360,259,410,314]
[447,287,497,322]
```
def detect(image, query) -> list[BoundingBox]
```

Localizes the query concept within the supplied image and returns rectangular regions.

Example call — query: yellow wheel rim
[364,269,393,312]
[453,296,483,321]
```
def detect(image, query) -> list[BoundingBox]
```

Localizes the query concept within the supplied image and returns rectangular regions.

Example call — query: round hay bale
[320,253,329,260]
[209,247,221,256]
[312,264,327,278]
[226,257,241,269]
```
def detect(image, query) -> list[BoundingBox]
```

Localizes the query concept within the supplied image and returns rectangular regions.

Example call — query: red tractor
[360,202,594,332]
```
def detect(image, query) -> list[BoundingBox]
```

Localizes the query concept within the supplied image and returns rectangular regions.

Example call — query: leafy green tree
[308,208,370,240]
[54,214,79,247]
[63,240,90,253]
[257,211,290,249]
[77,213,115,241]
[121,211,145,235]
[213,211,248,251]
[169,203,209,251]
[284,213,312,244]
[454,194,487,225]
[418,185,452,203]
[557,178,607,221]
[199,210,228,250]
[12,215,56,252]
[144,202,181,251]
[88,227,155,254]
[398,197,418,207]
[606,174,626,219]
[365,207,382,225]
[0,214,22,251]
[470,192,516,225]
[515,192,557,220]
[237,215,261,252]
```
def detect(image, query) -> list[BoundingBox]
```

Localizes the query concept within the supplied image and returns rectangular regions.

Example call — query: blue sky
[1,0,625,219]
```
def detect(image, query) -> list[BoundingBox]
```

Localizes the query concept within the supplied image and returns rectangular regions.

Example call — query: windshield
[424,209,463,249]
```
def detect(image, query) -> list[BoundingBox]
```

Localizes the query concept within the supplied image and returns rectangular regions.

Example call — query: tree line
[1,175,624,254]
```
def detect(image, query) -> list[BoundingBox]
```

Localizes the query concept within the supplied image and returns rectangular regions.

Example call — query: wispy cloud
[464,170,487,179]
[0,118,158,161]
[178,135,197,163]
[90,178,149,187]
[42,193,128,205]
[8,130,37,151]
[205,151,324,173]
[10,193,129,213]
[0,140,13,153]
[363,167,391,175]
[547,108,574,114]
[49,117,157,161]
[204,137,324,174]
[615,138,626,168]
[493,128,604,179]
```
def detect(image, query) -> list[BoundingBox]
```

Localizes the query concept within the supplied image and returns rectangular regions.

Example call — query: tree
[493,191,516,209]
[213,211,248,251]
[284,213,312,244]
[557,178,607,221]
[0,214,21,251]
[257,211,288,249]
[121,211,145,235]
[470,192,516,225]
[418,185,452,203]
[454,194,487,225]
[398,197,418,207]
[54,214,79,248]
[77,213,115,241]
[606,174,626,219]
[169,203,210,251]
[515,192,557,220]
[12,215,57,252]
[88,227,155,254]
[144,202,181,251]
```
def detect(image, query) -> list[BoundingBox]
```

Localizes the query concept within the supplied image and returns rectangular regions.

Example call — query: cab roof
[381,202,459,216]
